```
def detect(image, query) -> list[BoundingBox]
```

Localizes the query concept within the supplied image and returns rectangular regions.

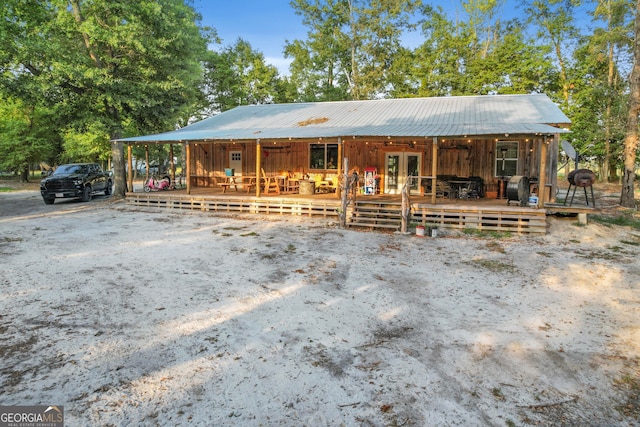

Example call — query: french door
[384,152,422,194]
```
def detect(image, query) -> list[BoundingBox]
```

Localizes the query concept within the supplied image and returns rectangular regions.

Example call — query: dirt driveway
[1,188,639,426]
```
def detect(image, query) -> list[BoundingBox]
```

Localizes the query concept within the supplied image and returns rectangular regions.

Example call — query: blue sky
[193,0,309,73]
[192,1,590,75]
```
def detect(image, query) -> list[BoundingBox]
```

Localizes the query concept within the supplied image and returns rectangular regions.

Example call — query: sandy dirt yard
[0,185,639,426]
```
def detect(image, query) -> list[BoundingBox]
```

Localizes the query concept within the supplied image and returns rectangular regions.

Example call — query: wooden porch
[124,184,563,234]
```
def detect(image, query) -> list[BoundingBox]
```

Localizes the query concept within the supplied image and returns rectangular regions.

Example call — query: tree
[412,4,553,96]
[620,0,640,208]
[567,0,631,181]
[286,0,421,100]
[591,0,634,181]
[0,97,60,180]
[203,39,281,113]
[523,0,582,105]
[1,0,211,196]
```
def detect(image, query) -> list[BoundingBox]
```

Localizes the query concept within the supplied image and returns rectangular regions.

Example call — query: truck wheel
[104,180,113,196]
[82,185,92,202]
[43,196,55,205]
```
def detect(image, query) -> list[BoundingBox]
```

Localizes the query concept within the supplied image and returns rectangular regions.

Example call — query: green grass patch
[591,213,640,230]
[614,372,640,418]
[475,259,518,274]
[463,228,513,238]
[485,241,505,253]
[575,246,636,260]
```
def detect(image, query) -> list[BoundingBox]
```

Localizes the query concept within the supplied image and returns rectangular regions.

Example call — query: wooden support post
[339,157,348,228]
[431,137,438,205]
[549,133,559,203]
[145,145,150,179]
[185,143,191,194]
[169,144,175,184]
[336,137,343,199]
[127,144,133,193]
[539,136,548,205]
[256,139,261,197]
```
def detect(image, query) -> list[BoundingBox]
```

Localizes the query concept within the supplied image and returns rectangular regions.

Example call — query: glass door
[384,152,421,194]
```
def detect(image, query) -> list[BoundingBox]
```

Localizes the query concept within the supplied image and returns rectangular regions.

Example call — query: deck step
[348,201,403,230]
[348,222,400,230]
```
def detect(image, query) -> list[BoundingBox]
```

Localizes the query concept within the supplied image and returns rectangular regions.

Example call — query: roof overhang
[113,94,571,145]
[116,123,569,145]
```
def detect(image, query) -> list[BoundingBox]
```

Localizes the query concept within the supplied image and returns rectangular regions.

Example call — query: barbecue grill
[564,169,596,207]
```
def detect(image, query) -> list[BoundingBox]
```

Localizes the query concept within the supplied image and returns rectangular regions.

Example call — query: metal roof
[115,94,571,143]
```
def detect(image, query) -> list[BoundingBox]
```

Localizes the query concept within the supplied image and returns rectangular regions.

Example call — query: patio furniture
[448,179,473,199]
[218,175,257,194]
[436,180,456,199]
[261,169,281,195]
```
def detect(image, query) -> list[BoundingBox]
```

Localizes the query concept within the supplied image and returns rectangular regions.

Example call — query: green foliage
[286,0,421,101]
[563,0,633,180]
[0,97,59,173]
[61,122,111,163]
[1,0,211,170]
[203,39,281,112]
[413,3,555,97]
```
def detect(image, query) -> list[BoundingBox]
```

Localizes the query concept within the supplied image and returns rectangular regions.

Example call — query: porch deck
[123,183,590,235]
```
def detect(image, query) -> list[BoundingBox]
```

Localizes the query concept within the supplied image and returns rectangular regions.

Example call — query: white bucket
[430,227,438,237]
[416,226,425,237]
[528,195,539,207]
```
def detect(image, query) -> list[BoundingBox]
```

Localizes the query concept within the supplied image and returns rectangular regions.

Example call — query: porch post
[145,145,150,179]
[336,137,343,199]
[169,144,175,184]
[127,144,133,193]
[256,139,261,197]
[538,136,548,205]
[185,143,191,194]
[431,137,438,204]
[549,133,559,203]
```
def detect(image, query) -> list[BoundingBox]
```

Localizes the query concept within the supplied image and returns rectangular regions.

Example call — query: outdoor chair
[436,180,456,199]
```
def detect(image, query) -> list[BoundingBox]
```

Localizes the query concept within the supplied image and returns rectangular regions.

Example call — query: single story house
[115,93,571,204]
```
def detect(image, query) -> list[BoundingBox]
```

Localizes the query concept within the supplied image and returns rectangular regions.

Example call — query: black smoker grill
[506,176,530,207]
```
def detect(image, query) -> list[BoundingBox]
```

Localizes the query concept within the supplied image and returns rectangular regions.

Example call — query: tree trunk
[111,138,127,199]
[621,0,640,208]
[19,164,29,183]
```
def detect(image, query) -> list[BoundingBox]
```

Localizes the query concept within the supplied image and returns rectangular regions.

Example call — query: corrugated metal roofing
[116,94,571,143]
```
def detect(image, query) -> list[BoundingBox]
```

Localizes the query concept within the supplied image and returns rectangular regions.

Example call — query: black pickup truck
[40,163,113,204]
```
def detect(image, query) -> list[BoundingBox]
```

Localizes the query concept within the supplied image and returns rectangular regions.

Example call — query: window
[310,144,338,170]
[495,141,519,177]
[231,152,241,161]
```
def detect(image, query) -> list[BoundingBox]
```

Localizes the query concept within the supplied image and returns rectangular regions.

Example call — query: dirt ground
[1,182,639,426]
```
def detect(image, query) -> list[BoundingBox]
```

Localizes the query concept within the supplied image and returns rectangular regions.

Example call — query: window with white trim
[495,141,519,177]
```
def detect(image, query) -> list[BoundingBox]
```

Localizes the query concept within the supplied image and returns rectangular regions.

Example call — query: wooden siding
[188,136,554,199]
